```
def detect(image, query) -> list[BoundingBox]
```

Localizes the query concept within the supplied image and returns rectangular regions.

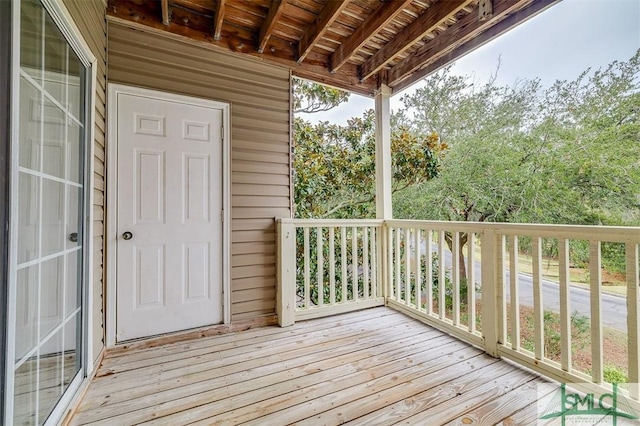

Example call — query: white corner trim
[106,84,232,347]
[41,0,96,67]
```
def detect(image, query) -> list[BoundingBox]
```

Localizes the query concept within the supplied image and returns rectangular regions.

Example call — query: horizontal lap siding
[63,0,108,366]
[107,23,291,321]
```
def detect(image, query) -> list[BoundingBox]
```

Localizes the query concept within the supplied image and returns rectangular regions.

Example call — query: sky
[299,0,640,125]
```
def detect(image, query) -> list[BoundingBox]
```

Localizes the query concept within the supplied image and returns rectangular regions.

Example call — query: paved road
[420,243,628,331]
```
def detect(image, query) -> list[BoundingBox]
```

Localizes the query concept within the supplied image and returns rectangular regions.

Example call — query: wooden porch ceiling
[107,0,560,97]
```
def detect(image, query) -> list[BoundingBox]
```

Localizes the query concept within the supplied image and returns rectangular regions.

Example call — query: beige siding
[62,0,107,365]
[107,22,292,321]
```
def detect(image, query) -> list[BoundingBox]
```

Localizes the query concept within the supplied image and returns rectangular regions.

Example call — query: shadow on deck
[69,307,557,425]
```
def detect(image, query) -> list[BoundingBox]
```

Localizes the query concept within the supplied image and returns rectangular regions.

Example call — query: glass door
[8,0,88,424]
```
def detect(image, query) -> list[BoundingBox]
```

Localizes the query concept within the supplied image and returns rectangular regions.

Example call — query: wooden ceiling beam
[392,0,559,94]
[359,0,475,81]
[213,0,226,40]
[161,0,171,25]
[105,10,378,96]
[329,0,413,73]
[391,0,560,94]
[297,0,350,64]
[258,0,287,53]
[387,0,540,88]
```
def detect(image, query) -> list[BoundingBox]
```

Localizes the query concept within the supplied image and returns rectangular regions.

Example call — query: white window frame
[5,0,96,424]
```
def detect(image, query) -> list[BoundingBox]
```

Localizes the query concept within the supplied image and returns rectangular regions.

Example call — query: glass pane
[17,171,40,264]
[63,314,81,392]
[41,179,65,257]
[67,121,82,183]
[14,1,88,424]
[41,98,66,179]
[19,77,42,171]
[40,256,65,338]
[67,50,82,121]
[65,250,81,317]
[15,266,39,361]
[44,12,67,107]
[20,0,43,83]
[13,360,38,426]
[38,330,64,425]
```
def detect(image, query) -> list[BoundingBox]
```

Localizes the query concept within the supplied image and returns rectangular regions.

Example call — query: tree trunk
[444,232,468,282]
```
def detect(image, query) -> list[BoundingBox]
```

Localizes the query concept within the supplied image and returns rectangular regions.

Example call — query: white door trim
[106,84,231,347]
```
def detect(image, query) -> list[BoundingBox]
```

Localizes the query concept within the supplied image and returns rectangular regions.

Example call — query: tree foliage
[293,78,350,114]
[394,51,640,228]
[294,110,445,218]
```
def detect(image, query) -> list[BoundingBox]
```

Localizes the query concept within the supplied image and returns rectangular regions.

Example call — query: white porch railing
[277,219,385,325]
[278,218,640,405]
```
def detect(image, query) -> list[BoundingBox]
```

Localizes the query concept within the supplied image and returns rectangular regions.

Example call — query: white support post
[375,84,392,220]
[481,229,500,358]
[276,220,296,326]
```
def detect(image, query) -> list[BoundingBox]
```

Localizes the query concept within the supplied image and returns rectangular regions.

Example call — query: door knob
[122,231,133,240]
[68,232,78,243]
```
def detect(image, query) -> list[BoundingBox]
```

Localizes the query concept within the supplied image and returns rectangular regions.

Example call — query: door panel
[116,92,223,341]
[10,1,87,424]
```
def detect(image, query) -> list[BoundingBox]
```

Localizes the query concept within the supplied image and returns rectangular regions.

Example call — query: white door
[115,91,223,342]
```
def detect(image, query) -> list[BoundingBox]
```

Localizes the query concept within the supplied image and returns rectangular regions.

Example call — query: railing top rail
[278,218,384,227]
[386,219,640,243]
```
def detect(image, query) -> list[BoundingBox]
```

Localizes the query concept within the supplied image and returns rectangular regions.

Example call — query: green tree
[294,110,445,219]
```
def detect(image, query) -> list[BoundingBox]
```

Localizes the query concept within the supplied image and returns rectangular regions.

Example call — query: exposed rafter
[297,0,350,64]
[329,0,413,73]
[359,0,475,82]
[213,0,226,40]
[106,0,563,97]
[258,0,287,54]
[387,0,537,88]
[161,0,171,25]
[392,0,559,93]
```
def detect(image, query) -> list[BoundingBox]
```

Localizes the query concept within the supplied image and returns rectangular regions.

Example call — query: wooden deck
[70,307,556,425]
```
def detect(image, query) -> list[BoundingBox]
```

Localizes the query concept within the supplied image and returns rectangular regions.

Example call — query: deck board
[70,307,553,425]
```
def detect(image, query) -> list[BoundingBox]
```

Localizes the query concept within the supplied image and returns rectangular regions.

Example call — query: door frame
[106,84,231,347]
[4,0,97,423]
[0,0,12,420]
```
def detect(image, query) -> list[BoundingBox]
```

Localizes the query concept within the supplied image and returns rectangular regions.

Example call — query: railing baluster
[372,227,378,298]
[532,237,544,360]
[353,226,358,301]
[627,242,639,400]
[467,233,476,334]
[497,235,507,346]
[559,238,571,372]
[364,227,370,299]
[438,230,446,319]
[304,227,310,309]
[453,232,460,326]
[329,227,336,305]
[589,240,603,383]
[387,226,393,300]
[341,227,347,303]
[426,230,432,314]
[415,229,422,311]
[405,228,411,305]
[395,228,401,301]
[509,236,520,351]
[317,227,323,307]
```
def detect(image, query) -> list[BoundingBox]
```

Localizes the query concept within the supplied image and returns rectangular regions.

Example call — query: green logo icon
[540,383,639,425]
